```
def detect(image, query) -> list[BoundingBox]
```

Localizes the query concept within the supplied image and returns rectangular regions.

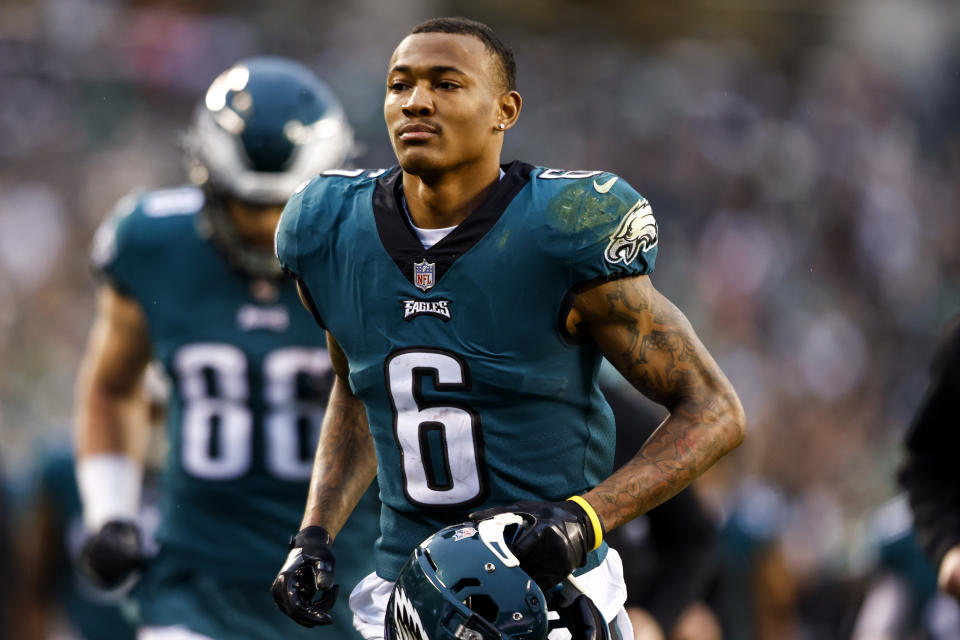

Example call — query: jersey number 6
[386,349,487,508]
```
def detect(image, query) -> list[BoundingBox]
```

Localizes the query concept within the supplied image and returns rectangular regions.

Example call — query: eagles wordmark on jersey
[277,161,658,580]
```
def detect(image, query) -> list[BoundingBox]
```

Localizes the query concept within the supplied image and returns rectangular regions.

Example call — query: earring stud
[498,123,505,129]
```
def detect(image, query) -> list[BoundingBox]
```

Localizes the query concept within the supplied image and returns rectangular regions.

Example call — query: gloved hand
[78,519,146,589]
[271,526,339,627]
[470,499,603,592]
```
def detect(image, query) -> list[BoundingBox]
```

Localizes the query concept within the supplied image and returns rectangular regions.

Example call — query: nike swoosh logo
[593,176,618,193]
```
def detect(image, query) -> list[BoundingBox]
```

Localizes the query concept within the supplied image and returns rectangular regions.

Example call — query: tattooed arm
[299,332,378,538]
[567,274,745,532]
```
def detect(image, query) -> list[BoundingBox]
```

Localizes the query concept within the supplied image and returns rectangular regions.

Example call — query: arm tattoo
[301,375,378,536]
[581,277,745,531]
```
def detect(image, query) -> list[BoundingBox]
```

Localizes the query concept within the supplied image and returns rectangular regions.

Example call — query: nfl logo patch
[414,259,435,292]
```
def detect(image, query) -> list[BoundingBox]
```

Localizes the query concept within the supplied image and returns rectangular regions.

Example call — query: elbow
[725,389,747,450]
[704,382,745,452]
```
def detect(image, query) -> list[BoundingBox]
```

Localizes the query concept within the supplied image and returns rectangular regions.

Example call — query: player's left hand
[271,526,339,627]
[469,500,602,592]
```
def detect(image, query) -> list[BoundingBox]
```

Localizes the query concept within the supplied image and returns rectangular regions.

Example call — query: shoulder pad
[291,168,390,204]
[91,186,201,279]
[533,168,631,202]
[535,168,658,272]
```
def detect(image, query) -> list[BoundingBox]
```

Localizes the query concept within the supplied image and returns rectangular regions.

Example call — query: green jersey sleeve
[275,174,345,278]
[275,183,307,277]
[90,191,144,296]
[561,171,658,288]
[90,188,161,297]
[91,187,204,301]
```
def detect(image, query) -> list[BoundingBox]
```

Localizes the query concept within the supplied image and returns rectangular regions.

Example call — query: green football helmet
[386,514,611,640]
[184,56,354,277]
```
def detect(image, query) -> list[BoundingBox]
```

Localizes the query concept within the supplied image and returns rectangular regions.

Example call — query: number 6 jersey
[92,186,378,589]
[276,161,658,580]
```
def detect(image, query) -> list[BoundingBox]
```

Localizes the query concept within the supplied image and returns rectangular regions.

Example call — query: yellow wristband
[567,495,603,551]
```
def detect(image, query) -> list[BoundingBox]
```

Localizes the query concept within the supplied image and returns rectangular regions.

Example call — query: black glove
[271,526,339,627]
[469,500,602,592]
[78,519,146,589]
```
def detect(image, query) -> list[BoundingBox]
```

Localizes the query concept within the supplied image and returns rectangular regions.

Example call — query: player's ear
[496,91,522,132]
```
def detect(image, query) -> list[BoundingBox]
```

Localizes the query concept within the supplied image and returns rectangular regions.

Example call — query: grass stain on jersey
[546,183,620,237]
[497,229,513,251]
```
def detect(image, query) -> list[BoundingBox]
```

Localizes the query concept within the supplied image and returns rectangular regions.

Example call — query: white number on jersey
[320,168,389,178]
[537,169,604,180]
[386,349,485,507]
[173,343,331,481]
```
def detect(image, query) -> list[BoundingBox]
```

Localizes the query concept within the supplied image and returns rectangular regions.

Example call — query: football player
[271,18,745,640]
[75,56,379,640]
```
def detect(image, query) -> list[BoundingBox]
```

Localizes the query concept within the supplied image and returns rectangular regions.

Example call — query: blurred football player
[271,17,745,640]
[74,56,379,640]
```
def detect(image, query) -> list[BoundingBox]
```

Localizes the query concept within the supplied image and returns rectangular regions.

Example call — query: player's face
[224,200,284,250]
[385,33,507,176]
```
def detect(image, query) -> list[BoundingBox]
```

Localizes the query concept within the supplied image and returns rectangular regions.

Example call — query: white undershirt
[402,168,505,249]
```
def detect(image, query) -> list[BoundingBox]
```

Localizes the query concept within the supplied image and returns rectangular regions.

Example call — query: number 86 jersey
[93,186,351,583]
[277,162,658,581]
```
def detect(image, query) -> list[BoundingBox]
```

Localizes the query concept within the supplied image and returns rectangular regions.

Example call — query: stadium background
[1,0,959,636]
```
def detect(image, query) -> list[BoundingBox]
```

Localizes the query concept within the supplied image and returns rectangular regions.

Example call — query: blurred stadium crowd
[2,0,960,638]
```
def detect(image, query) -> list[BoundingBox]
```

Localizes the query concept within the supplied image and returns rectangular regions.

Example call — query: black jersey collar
[372,161,533,290]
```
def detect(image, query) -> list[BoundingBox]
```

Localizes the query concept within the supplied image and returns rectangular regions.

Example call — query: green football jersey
[276,162,658,580]
[93,187,379,636]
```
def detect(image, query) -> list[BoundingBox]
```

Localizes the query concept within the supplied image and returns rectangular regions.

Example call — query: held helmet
[386,514,610,640]
[183,56,354,277]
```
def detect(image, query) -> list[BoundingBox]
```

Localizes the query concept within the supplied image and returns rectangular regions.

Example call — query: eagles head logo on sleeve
[604,198,658,266]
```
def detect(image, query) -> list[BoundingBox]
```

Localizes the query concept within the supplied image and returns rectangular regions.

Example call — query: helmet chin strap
[477,513,524,568]
[477,513,609,640]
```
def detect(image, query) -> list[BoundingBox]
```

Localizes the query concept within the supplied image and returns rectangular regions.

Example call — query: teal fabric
[277,163,656,580]
[135,548,367,640]
[96,187,380,637]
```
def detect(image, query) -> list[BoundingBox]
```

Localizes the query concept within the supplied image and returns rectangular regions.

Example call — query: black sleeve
[898,319,960,567]
[602,383,719,632]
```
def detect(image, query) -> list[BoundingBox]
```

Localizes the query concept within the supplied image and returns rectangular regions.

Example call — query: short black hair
[410,17,516,92]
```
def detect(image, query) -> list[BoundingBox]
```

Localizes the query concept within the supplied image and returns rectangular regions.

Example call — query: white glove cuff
[77,454,143,532]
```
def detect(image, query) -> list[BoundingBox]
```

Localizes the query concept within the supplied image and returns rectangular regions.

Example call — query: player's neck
[402,161,501,229]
